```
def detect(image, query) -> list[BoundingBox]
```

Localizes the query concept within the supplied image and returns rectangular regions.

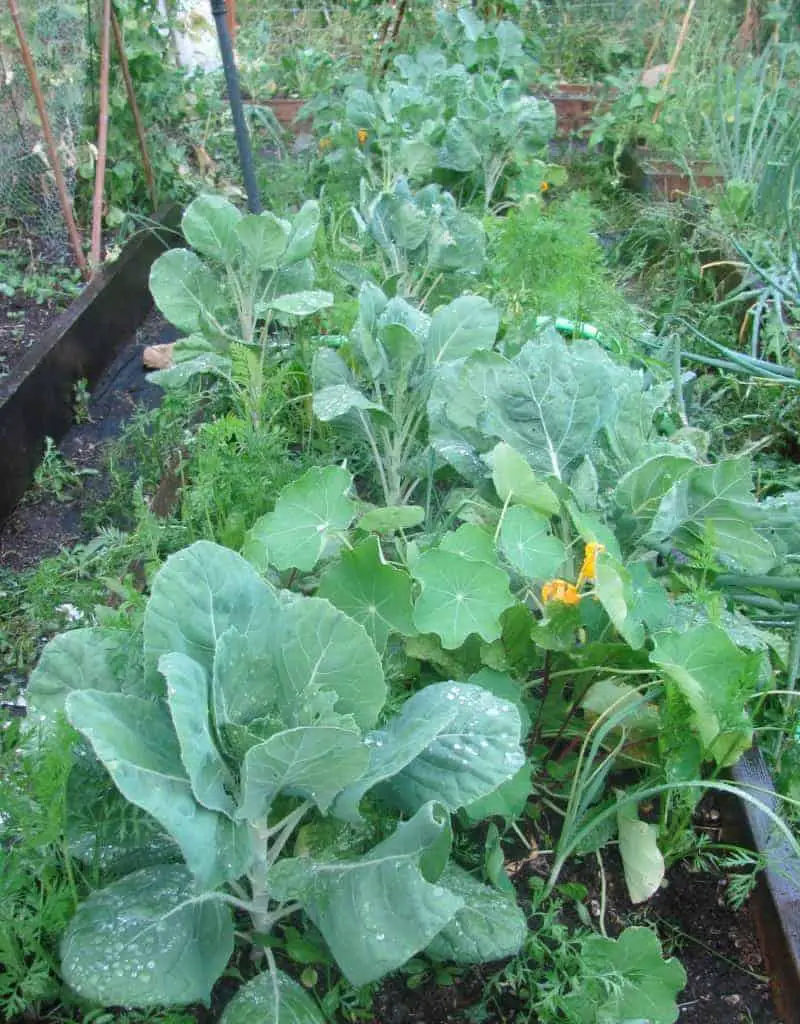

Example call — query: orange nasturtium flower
[577,542,605,586]
[539,180,550,193]
[357,128,368,145]
[541,578,581,606]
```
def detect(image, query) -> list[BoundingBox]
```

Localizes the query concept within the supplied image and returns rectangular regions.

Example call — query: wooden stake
[6,0,88,278]
[643,13,667,72]
[110,5,157,210]
[227,0,236,45]
[652,0,696,124]
[90,0,112,271]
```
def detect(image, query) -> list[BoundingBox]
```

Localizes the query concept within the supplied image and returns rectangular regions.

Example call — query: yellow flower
[357,128,368,145]
[319,136,332,152]
[577,542,605,586]
[541,578,581,606]
[539,180,550,193]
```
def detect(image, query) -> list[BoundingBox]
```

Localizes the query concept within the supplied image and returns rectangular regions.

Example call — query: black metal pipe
[209,0,261,213]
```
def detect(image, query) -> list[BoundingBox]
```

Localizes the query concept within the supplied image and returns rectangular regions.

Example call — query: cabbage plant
[344,66,555,210]
[27,541,527,1020]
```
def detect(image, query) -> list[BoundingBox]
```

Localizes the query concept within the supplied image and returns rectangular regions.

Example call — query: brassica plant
[311,284,499,506]
[27,541,528,1019]
[148,195,333,389]
[351,177,487,293]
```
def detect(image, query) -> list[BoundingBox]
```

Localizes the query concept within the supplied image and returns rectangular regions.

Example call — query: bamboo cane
[90,0,112,271]
[6,0,88,278]
[110,4,157,210]
[652,0,697,124]
[643,13,667,72]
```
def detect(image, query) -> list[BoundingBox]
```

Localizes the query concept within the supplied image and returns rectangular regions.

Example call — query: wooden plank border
[731,747,800,1022]
[0,207,181,523]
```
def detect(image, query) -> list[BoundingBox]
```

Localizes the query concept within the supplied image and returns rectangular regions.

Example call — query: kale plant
[27,541,527,1019]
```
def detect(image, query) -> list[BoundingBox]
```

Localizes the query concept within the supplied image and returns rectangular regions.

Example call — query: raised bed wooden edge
[731,748,800,1022]
[0,205,181,524]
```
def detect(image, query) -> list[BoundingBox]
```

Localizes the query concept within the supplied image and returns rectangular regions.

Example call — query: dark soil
[365,850,778,1024]
[0,311,175,572]
[650,866,775,1023]
[0,229,81,378]
[0,291,70,379]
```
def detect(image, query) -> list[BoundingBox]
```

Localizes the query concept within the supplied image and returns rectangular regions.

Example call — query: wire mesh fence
[0,1,88,259]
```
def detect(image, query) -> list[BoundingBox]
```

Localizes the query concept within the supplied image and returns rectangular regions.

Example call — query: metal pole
[209,0,261,213]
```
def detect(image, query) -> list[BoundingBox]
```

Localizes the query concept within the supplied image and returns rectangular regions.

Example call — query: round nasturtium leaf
[317,536,417,651]
[246,465,357,572]
[411,549,514,649]
[439,523,497,564]
[357,505,425,533]
[499,505,565,580]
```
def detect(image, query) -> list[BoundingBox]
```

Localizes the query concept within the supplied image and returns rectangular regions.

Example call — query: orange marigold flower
[541,578,581,606]
[357,128,368,144]
[539,180,550,193]
[577,542,605,586]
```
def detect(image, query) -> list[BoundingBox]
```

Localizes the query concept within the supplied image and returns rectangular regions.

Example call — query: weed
[0,717,81,1020]
[33,438,96,503]
[73,378,92,425]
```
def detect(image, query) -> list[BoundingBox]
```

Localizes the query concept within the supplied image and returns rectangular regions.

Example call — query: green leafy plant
[315,15,555,210]
[27,540,528,1017]
[349,177,487,296]
[148,194,333,400]
[561,926,686,1023]
[587,71,681,170]
[33,438,97,502]
[0,717,80,1020]
[311,285,499,506]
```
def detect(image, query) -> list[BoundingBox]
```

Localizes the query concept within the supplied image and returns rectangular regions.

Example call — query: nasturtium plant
[563,926,687,1024]
[27,541,527,1011]
[245,464,358,572]
[148,195,332,389]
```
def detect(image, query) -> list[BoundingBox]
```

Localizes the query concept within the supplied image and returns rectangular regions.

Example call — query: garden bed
[732,749,800,1022]
[0,310,175,573]
[0,207,180,523]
